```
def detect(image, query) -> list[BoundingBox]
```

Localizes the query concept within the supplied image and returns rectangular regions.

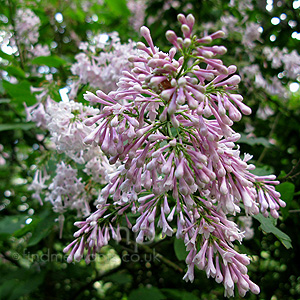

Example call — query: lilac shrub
[59,14,286,297]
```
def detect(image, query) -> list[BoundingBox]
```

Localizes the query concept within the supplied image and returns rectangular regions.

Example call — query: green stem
[8,0,25,70]
[167,121,173,138]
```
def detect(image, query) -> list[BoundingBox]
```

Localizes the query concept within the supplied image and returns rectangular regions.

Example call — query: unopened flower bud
[186,14,195,29]
[166,30,178,44]
[181,24,190,38]
[210,30,225,39]
[177,14,186,24]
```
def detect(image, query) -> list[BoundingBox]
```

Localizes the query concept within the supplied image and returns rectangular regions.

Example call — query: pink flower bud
[161,88,175,101]
[186,14,195,29]
[140,26,156,54]
[214,75,241,87]
[175,158,185,179]
[204,58,228,75]
[181,24,190,38]
[177,14,186,24]
[210,30,225,39]
[166,30,180,49]
[171,114,180,128]
[212,45,227,55]
[84,91,113,106]
[168,94,177,115]
[74,236,85,262]
[197,36,213,44]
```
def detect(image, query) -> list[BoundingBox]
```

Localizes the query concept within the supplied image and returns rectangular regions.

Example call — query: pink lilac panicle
[64,14,285,297]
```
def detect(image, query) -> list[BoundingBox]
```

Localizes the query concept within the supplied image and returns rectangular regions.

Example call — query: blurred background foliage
[0,0,300,299]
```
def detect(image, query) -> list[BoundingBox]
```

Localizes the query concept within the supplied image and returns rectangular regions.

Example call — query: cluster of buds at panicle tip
[64,14,285,297]
[63,205,123,264]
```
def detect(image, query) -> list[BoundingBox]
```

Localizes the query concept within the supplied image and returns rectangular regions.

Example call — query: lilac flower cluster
[70,32,138,96]
[63,14,286,297]
[205,7,300,107]
[28,162,91,238]
[45,162,90,217]
[14,8,41,46]
[127,0,147,32]
[27,89,115,225]
[46,100,100,162]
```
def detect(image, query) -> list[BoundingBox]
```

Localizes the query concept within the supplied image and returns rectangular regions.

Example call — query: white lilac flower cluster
[30,44,51,57]
[27,98,113,187]
[229,0,254,14]
[240,46,300,101]
[27,33,140,222]
[70,32,138,96]
[27,97,114,223]
[14,8,41,46]
[3,8,49,61]
[61,14,286,297]
[46,100,99,159]
[29,164,90,217]
[127,0,147,32]
[45,162,90,216]
[204,17,262,51]
[28,163,92,238]
[71,0,104,13]
[263,47,300,80]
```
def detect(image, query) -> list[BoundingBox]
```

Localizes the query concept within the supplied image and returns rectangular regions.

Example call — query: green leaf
[0,215,28,239]
[239,133,270,147]
[64,7,86,22]
[179,292,200,300]
[105,273,132,285]
[0,270,45,300]
[276,182,295,219]
[27,210,55,247]
[174,238,188,261]
[162,289,200,300]
[2,80,36,105]
[13,216,41,238]
[0,123,35,132]
[31,55,66,68]
[253,213,292,249]
[0,81,5,95]
[128,287,165,300]
[0,50,13,61]
[0,279,18,300]
[104,0,130,16]
[10,273,44,300]
[276,182,295,202]
[250,165,274,176]
[5,65,26,79]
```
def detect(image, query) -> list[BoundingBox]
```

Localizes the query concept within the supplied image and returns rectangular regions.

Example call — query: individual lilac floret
[28,169,49,206]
